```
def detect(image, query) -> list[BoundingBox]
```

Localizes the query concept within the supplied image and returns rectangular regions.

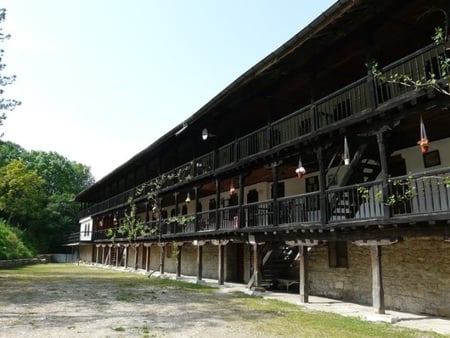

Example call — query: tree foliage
[0,141,95,253]
[0,219,33,259]
[0,8,21,136]
[0,159,46,225]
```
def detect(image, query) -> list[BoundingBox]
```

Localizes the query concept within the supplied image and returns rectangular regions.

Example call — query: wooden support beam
[370,245,385,314]
[159,244,165,274]
[145,245,151,272]
[176,244,182,278]
[197,244,203,281]
[134,245,139,270]
[299,245,309,303]
[218,244,225,285]
[253,243,261,288]
[124,247,128,269]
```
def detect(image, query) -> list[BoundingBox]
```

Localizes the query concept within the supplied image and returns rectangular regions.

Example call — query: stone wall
[308,237,450,317]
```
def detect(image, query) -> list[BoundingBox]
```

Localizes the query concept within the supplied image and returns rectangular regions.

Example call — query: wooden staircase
[328,141,381,220]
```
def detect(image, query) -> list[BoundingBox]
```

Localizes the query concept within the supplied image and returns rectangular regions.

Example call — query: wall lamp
[201,128,216,141]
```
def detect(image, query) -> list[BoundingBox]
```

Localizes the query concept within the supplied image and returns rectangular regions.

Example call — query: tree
[0,159,46,225]
[25,150,94,195]
[0,8,21,136]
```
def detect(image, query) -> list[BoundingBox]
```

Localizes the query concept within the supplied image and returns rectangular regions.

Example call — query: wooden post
[377,132,391,219]
[108,246,112,265]
[159,244,165,274]
[215,179,220,230]
[96,245,100,263]
[271,164,279,227]
[317,147,328,225]
[197,244,203,281]
[194,186,199,231]
[134,245,139,270]
[299,245,309,303]
[124,246,128,268]
[238,174,244,228]
[218,244,225,285]
[176,244,182,278]
[102,246,106,264]
[253,243,261,287]
[145,245,151,272]
[370,245,385,314]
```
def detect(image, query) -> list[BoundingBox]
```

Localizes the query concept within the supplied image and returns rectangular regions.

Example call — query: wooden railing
[80,42,445,219]
[65,168,450,244]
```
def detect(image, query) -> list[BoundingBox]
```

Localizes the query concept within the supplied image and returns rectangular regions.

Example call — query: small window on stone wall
[328,241,348,268]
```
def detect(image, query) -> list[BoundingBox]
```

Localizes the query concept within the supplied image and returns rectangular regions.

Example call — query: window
[328,241,348,268]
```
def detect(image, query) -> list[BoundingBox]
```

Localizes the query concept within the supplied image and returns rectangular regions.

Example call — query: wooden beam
[176,244,182,278]
[253,243,262,288]
[145,245,151,272]
[159,244,165,274]
[299,245,309,303]
[197,244,203,281]
[218,244,225,285]
[370,245,385,314]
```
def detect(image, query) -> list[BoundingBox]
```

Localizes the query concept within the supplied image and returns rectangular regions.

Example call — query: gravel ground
[0,265,259,337]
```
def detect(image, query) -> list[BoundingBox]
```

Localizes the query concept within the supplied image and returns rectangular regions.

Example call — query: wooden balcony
[79,41,447,219]
[68,168,450,245]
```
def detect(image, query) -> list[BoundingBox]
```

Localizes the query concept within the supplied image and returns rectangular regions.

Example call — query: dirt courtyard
[0,263,444,338]
[0,264,262,337]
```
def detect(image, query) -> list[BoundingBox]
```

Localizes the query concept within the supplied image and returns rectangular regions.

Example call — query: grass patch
[231,297,441,337]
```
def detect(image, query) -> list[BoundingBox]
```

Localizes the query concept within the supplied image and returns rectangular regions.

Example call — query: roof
[76,0,367,201]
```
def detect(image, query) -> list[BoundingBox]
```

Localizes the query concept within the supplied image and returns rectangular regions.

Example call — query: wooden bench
[275,278,300,292]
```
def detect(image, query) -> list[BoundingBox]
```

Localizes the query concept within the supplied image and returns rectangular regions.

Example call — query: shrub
[0,219,34,259]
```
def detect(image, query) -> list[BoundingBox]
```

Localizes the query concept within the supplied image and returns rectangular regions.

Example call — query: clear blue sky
[2,0,336,180]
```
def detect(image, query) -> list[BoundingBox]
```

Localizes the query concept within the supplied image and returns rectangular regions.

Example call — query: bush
[0,219,34,260]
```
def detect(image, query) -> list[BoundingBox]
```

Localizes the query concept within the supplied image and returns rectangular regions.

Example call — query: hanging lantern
[343,136,350,166]
[417,116,429,153]
[229,179,236,195]
[295,156,306,179]
[185,192,191,204]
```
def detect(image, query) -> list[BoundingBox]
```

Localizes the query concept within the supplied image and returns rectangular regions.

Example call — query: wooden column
[370,245,385,314]
[159,244,165,274]
[145,244,151,272]
[176,243,182,278]
[195,241,206,282]
[317,147,328,225]
[218,244,225,285]
[134,245,139,270]
[102,246,106,264]
[271,163,279,227]
[124,246,128,269]
[215,179,221,230]
[377,132,391,219]
[212,239,229,285]
[238,174,244,228]
[108,246,112,265]
[253,243,261,287]
[96,245,100,263]
[299,245,309,303]
[194,186,199,232]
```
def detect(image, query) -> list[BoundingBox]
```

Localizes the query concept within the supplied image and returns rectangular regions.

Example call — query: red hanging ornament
[295,156,306,179]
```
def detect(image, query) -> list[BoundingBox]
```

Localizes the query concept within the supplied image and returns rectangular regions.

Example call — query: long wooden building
[69,0,450,317]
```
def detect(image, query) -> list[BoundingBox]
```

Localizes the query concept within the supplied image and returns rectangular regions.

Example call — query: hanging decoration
[185,192,191,204]
[295,156,306,179]
[229,179,236,195]
[343,136,350,166]
[417,116,429,153]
